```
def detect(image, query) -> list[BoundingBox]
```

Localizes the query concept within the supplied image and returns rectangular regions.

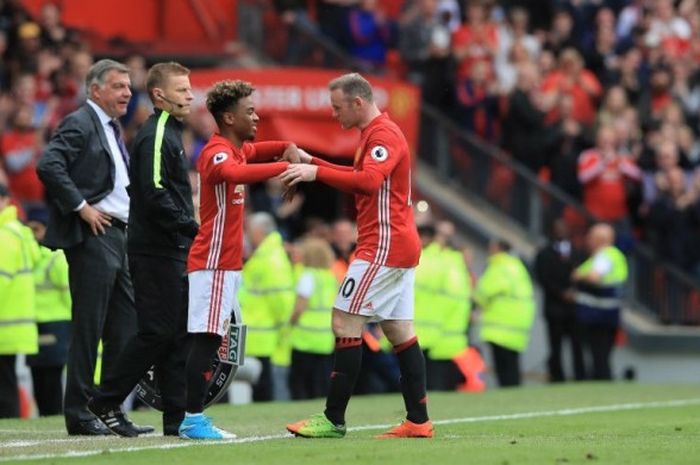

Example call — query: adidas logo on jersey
[363,301,374,310]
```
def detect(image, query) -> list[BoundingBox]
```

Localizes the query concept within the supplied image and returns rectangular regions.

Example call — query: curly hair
[206,79,255,124]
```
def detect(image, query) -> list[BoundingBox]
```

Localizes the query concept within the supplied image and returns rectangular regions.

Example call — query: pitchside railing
[418,104,700,326]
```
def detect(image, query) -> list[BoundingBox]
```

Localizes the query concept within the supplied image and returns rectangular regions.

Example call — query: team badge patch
[213,152,228,165]
[370,145,389,162]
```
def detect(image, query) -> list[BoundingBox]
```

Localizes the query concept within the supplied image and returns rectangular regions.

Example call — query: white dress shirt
[82,99,130,223]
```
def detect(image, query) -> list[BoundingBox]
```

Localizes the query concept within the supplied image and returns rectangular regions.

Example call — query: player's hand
[279,164,318,186]
[79,204,112,235]
[296,149,313,164]
[282,184,298,202]
[280,143,301,164]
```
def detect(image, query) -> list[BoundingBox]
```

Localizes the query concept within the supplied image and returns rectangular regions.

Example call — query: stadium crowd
[0,0,676,422]
[263,0,700,278]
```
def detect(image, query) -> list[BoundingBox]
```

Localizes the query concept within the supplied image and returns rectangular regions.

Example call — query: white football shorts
[188,269,242,336]
[334,259,415,321]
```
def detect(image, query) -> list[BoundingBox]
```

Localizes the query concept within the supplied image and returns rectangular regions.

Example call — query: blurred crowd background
[1,0,700,277]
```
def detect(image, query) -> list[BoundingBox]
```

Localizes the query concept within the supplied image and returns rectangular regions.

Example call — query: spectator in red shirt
[541,48,603,125]
[578,125,641,225]
[451,1,499,83]
[0,104,44,209]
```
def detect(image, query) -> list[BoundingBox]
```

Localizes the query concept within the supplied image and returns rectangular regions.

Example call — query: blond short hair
[328,73,373,102]
[300,237,334,269]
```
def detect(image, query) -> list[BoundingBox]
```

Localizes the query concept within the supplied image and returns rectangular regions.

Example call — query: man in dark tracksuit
[88,62,198,437]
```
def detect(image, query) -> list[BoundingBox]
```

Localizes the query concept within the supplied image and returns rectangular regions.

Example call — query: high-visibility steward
[474,252,535,353]
[239,231,295,363]
[413,243,445,352]
[33,246,71,323]
[290,268,336,355]
[430,247,471,360]
[0,205,39,355]
[27,244,71,368]
[574,245,627,327]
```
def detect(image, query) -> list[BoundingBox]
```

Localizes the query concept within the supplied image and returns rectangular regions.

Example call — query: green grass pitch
[1,383,699,465]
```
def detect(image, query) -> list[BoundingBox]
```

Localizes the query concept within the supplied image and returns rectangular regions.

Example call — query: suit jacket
[533,242,583,320]
[37,103,117,249]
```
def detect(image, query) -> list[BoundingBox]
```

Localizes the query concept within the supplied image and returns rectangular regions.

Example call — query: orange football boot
[376,420,434,438]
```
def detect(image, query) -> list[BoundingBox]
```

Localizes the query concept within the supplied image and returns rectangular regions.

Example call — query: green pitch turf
[1,383,699,465]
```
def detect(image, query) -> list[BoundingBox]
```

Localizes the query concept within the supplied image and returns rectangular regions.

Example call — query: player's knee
[331,310,363,337]
[381,321,415,346]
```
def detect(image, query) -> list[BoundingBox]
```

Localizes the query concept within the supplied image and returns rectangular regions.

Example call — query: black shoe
[87,398,140,438]
[66,418,112,436]
[125,417,155,435]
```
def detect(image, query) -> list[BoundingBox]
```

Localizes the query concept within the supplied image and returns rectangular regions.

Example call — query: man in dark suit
[533,219,585,382]
[37,59,149,436]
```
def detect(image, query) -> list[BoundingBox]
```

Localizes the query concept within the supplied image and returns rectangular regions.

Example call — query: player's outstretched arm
[219,161,290,185]
[309,154,353,171]
[280,163,384,195]
[247,141,301,163]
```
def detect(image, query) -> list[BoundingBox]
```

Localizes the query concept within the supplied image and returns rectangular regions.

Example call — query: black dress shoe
[66,418,112,436]
[87,398,140,438]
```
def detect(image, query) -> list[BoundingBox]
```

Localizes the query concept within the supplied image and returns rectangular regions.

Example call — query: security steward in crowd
[0,184,39,418]
[26,209,72,416]
[475,239,535,387]
[414,224,472,390]
[239,212,295,401]
[572,223,628,381]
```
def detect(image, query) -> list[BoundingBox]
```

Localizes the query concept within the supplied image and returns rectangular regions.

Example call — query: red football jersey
[314,113,420,268]
[188,134,289,272]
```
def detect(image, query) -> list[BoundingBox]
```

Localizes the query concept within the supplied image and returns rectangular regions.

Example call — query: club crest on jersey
[213,152,228,165]
[370,145,389,162]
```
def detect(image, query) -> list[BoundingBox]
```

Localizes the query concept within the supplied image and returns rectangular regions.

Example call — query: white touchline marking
[2,398,699,462]
[0,430,63,434]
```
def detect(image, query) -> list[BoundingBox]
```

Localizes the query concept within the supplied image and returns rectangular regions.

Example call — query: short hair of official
[85,59,129,94]
[328,73,374,103]
[146,61,190,103]
[206,80,255,125]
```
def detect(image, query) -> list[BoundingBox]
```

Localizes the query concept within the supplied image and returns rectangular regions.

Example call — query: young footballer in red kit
[179,80,301,440]
[282,73,432,439]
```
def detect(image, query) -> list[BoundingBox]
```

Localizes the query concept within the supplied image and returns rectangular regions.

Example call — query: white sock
[185,412,203,418]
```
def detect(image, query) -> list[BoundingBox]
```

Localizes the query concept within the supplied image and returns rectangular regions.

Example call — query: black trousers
[546,316,586,382]
[0,355,19,418]
[63,226,137,430]
[289,350,331,400]
[581,324,617,380]
[426,357,465,391]
[31,366,64,416]
[252,356,273,402]
[489,343,521,387]
[96,254,189,431]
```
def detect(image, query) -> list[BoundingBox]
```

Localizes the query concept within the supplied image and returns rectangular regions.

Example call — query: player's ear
[222,112,234,126]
